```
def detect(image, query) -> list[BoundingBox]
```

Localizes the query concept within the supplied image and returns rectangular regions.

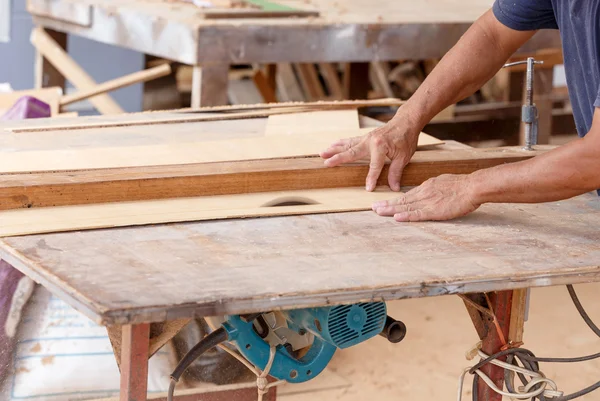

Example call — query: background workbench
[28,0,562,107]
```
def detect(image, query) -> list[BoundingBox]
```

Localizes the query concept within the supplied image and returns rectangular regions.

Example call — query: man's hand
[371,174,481,222]
[319,117,420,192]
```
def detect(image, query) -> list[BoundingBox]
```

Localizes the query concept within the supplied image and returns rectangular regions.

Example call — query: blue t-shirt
[493,0,600,137]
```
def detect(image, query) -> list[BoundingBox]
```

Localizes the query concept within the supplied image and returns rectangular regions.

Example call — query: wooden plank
[28,0,92,27]
[296,64,325,101]
[0,87,62,116]
[318,63,344,100]
[508,288,528,345]
[0,146,548,212]
[120,324,150,401]
[276,63,304,102]
[0,128,441,173]
[0,186,397,237]
[30,27,124,115]
[5,98,406,133]
[264,109,359,135]
[91,382,276,401]
[61,64,172,106]
[0,193,599,325]
[251,69,277,103]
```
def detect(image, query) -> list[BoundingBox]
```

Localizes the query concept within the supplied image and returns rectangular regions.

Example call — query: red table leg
[477,291,513,401]
[120,323,151,401]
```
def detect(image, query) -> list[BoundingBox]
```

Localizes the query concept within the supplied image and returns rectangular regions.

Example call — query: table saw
[0,103,599,401]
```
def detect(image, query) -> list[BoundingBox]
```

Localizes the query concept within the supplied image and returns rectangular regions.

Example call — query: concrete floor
[281,283,600,400]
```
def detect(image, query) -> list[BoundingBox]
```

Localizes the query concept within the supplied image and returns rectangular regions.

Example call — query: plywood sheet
[0,187,394,237]
[265,110,360,136]
[0,129,442,174]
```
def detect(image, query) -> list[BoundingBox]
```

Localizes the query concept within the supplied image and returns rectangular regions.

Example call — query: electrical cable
[463,285,600,401]
[167,327,228,401]
[567,284,600,338]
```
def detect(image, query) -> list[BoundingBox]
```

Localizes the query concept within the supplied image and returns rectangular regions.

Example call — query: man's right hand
[319,116,420,192]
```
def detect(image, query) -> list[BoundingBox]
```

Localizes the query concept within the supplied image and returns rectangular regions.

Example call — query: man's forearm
[398,10,535,131]
[470,136,600,204]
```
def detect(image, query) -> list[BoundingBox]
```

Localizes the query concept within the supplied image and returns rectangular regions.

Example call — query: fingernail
[372,201,386,209]
[394,213,408,222]
[366,184,374,192]
[376,207,386,215]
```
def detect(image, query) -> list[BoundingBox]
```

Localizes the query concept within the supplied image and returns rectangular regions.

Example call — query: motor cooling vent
[327,302,387,349]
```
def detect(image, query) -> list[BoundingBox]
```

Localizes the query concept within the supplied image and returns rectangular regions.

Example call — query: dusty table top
[28,0,561,63]
[1,193,599,325]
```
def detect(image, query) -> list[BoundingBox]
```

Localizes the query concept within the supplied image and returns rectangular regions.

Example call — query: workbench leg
[34,28,66,90]
[478,291,512,401]
[462,289,528,401]
[120,323,150,401]
[191,64,229,107]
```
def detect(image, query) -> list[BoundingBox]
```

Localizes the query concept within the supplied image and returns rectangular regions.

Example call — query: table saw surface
[1,193,599,326]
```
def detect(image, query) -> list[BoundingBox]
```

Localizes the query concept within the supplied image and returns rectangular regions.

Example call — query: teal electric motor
[223,302,406,382]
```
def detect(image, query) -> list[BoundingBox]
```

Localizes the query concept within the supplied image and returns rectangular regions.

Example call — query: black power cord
[168,327,228,401]
[470,285,600,401]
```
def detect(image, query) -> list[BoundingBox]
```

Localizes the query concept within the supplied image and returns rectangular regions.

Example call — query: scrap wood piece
[6,98,406,133]
[30,27,124,115]
[296,64,326,101]
[60,63,173,107]
[264,109,360,136]
[0,187,397,237]
[0,128,441,174]
[0,146,552,212]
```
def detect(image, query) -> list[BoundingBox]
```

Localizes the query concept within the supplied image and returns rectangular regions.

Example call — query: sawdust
[40,356,54,366]
[29,343,41,353]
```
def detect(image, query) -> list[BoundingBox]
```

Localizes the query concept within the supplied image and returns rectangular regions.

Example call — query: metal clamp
[503,57,544,151]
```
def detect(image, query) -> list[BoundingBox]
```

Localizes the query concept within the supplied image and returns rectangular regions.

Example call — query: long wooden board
[0,146,553,211]
[0,129,441,174]
[265,109,360,136]
[0,187,395,237]
[3,98,405,133]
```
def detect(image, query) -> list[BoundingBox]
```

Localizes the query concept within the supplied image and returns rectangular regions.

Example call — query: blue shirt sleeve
[493,0,559,31]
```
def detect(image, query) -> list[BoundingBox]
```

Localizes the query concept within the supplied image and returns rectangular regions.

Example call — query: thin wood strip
[0,129,441,173]
[0,146,552,211]
[0,187,396,237]
[60,64,172,106]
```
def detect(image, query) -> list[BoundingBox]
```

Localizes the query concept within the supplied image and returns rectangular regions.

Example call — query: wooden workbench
[27,0,562,106]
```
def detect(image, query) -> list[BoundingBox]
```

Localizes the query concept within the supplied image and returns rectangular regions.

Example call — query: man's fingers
[365,146,387,192]
[388,157,408,192]
[394,209,429,222]
[375,200,420,217]
[323,142,368,167]
[320,136,363,159]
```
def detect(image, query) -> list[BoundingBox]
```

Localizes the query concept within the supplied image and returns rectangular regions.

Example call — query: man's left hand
[371,174,481,222]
